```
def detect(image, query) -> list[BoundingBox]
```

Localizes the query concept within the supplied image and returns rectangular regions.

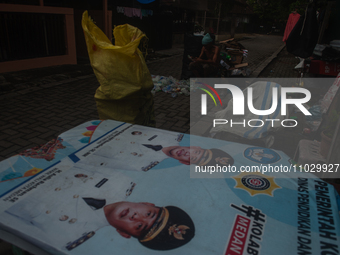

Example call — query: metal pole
[203,11,206,32]
[216,2,222,35]
[103,0,108,38]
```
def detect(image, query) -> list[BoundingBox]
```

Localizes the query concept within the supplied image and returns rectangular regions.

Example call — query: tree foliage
[209,0,236,19]
[247,0,309,24]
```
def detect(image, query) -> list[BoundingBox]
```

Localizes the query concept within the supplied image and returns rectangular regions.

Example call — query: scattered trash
[227,50,243,64]
[234,63,248,69]
[305,105,322,121]
[220,60,230,69]
[303,128,311,134]
[241,68,252,77]
[294,58,304,69]
[286,120,297,126]
[151,75,191,96]
[181,88,190,96]
[304,104,322,131]
[306,120,321,131]
[231,69,242,76]
[219,38,246,51]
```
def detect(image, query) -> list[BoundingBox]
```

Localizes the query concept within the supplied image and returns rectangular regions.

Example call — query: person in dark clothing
[189,33,221,77]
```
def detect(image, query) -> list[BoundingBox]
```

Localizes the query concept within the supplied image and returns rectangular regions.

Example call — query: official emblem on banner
[244,147,281,164]
[232,172,281,196]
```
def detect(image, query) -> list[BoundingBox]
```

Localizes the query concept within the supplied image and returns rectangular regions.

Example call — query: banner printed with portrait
[1,122,340,255]
[3,150,339,255]
[71,123,186,171]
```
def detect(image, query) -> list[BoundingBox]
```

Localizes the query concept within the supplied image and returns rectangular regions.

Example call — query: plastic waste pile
[303,73,340,131]
[304,105,322,131]
[151,75,191,97]
[242,49,249,64]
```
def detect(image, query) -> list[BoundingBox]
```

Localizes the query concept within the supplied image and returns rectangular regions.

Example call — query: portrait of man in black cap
[5,188,195,251]
[81,127,234,171]
[104,201,195,250]
[161,146,234,167]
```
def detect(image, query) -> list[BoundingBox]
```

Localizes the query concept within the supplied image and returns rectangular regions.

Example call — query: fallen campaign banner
[0,120,339,255]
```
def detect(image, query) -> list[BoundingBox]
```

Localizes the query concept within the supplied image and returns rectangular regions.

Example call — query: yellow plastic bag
[82,11,155,126]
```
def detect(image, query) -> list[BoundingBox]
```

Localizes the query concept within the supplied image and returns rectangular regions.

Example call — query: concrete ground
[0,34,290,161]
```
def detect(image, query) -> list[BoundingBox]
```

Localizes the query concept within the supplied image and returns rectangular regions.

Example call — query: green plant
[323,110,340,138]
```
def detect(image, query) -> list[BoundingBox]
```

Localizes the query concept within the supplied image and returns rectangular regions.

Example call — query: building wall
[0,3,77,73]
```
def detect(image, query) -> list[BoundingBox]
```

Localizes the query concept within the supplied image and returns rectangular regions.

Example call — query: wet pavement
[0,34,305,161]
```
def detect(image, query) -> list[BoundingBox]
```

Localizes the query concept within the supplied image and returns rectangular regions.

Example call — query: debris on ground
[218,38,250,76]
[219,38,246,50]
[151,75,190,96]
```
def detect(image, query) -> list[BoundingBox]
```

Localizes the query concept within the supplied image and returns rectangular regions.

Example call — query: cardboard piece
[234,63,248,68]
[227,50,243,64]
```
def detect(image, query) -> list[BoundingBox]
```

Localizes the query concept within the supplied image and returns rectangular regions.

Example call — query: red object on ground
[308,60,340,76]
[303,128,311,134]
[283,12,300,42]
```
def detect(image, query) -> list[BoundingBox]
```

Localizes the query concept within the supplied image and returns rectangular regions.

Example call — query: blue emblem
[244,147,281,164]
